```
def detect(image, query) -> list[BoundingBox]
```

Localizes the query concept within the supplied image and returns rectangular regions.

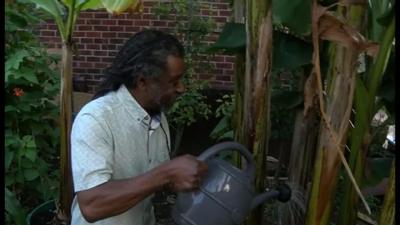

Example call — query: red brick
[94,12,109,19]
[110,38,124,44]
[77,25,92,31]
[213,17,227,23]
[86,44,100,50]
[151,21,167,27]
[80,62,93,68]
[74,31,85,37]
[102,20,116,25]
[223,69,234,75]
[142,14,156,20]
[87,19,102,25]
[118,32,132,38]
[213,3,228,10]
[110,26,124,31]
[86,32,101,37]
[101,44,116,50]
[92,51,108,56]
[78,50,92,55]
[134,20,150,26]
[111,14,126,20]
[80,12,94,18]
[118,20,133,26]
[125,26,140,32]
[87,68,101,74]
[80,38,93,44]
[225,56,236,63]
[143,1,155,7]
[216,62,232,69]
[219,10,231,17]
[73,55,86,61]
[48,24,58,30]
[102,32,116,38]
[216,75,231,81]
[75,19,85,25]
[126,14,142,20]
[94,62,108,68]
[41,30,55,36]
[87,57,100,62]
[73,68,86,73]
[94,38,107,44]
[93,26,108,31]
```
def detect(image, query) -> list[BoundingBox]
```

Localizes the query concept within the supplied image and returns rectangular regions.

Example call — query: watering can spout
[250,184,292,210]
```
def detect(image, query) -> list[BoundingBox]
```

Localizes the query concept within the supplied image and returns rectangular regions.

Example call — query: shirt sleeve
[71,112,114,192]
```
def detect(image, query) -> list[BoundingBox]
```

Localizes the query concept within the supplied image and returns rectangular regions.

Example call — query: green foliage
[5,1,60,225]
[154,0,215,128]
[210,94,235,141]
[208,22,246,54]
[272,31,312,70]
[272,0,311,35]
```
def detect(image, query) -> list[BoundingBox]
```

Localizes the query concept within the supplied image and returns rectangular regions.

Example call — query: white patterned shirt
[70,84,171,225]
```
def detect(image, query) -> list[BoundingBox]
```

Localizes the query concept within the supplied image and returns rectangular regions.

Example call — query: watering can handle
[197,141,255,181]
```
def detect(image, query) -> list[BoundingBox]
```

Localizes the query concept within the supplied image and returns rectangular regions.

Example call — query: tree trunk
[305,4,362,225]
[242,1,272,224]
[58,42,74,223]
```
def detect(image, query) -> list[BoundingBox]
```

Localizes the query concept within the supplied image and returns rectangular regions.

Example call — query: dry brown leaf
[311,1,371,217]
[317,7,379,57]
[303,70,318,117]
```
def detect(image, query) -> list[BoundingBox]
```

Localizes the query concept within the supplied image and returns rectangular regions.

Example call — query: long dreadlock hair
[92,29,185,99]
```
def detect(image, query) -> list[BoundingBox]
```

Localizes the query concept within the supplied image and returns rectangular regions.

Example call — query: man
[70,29,208,225]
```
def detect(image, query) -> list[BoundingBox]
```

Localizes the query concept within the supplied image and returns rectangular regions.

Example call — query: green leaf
[5,151,14,171]
[5,105,18,113]
[363,157,393,187]
[28,0,66,39]
[5,188,27,225]
[80,0,104,10]
[24,168,40,181]
[101,0,142,14]
[217,130,234,141]
[210,116,230,139]
[273,31,312,70]
[25,148,37,162]
[376,5,394,26]
[207,22,246,54]
[5,50,29,71]
[28,0,65,20]
[271,90,303,109]
[10,67,39,84]
[272,0,311,35]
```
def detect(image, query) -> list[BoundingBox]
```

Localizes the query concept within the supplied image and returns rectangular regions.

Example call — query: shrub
[5,1,60,225]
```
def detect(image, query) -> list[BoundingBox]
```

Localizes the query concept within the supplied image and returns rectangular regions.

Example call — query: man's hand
[165,154,208,192]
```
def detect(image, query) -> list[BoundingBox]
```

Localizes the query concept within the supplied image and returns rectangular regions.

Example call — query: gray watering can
[172,141,291,225]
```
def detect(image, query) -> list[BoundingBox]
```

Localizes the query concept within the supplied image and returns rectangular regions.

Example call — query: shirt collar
[115,84,161,128]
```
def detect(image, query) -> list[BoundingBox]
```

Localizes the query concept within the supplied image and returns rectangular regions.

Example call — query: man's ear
[136,75,147,90]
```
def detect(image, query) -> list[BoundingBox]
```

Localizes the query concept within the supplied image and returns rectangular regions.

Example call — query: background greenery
[5,1,61,225]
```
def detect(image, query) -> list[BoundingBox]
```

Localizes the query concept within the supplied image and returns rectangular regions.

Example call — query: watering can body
[172,142,290,225]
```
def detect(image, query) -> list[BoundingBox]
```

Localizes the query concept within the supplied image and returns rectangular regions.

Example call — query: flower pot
[26,200,56,225]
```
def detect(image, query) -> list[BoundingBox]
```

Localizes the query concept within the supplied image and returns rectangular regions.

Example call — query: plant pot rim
[26,199,56,225]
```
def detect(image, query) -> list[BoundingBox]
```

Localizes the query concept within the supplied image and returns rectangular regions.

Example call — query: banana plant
[338,0,395,224]
[27,0,143,223]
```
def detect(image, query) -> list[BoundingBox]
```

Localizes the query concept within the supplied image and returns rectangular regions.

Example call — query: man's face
[145,55,186,113]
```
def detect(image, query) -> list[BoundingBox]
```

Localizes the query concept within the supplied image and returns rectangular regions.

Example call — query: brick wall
[37,0,235,93]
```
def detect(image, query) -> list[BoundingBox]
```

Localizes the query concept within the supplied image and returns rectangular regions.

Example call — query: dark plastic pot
[26,200,56,225]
